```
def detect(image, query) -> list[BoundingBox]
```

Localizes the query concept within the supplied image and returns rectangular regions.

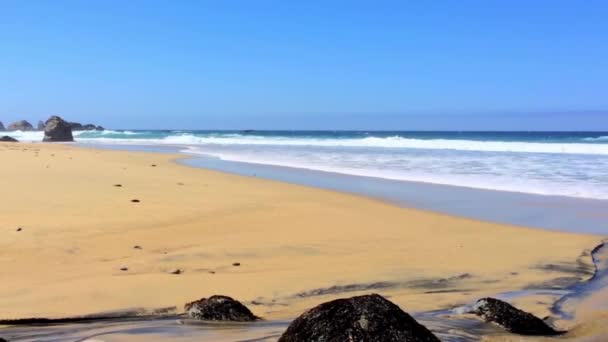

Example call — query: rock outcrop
[471,298,562,336]
[37,120,45,130]
[0,121,4,131]
[278,294,440,342]
[7,120,33,131]
[185,295,259,321]
[0,136,18,142]
[43,116,74,142]
[69,122,104,131]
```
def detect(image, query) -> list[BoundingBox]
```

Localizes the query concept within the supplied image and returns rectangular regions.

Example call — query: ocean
[7,130,608,200]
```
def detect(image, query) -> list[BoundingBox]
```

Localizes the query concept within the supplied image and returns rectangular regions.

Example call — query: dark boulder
[471,298,562,335]
[185,295,259,321]
[68,122,84,130]
[278,294,440,342]
[7,120,33,131]
[43,116,74,142]
[0,136,18,142]
[69,122,104,131]
[0,121,4,131]
[37,120,45,130]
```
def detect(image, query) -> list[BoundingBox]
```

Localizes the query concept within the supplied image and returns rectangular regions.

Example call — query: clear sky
[0,0,607,130]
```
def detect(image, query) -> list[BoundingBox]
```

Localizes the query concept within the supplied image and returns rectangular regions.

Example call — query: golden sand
[0,142,601,324]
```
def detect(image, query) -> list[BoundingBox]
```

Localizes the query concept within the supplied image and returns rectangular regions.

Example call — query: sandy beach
[0,142,606,341]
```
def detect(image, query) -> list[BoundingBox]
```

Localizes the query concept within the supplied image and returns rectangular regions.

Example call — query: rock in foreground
[185,295,259,321]
[0,136,18,142]
[471,298,561,336]
[43,116,74,142]
[7,120,33,131]
[278,294,440,342]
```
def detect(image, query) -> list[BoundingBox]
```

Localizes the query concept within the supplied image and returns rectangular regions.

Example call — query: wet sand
[0,142,604,340]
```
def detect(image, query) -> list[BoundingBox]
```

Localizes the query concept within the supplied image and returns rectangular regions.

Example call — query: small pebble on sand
[131,199,140,203]
[232,262,241,267]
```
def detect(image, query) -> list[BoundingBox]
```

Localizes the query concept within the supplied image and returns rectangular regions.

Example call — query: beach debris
[16,227,22,232]
[131,199,140,203]
[470,297,562,336]
[169,268,183,275]
[151,164,157,167]
[120,267,129,271]
[113,184,122,187]
[232,262,241,267]
[133,245,142,250]
[177,182,184,185]
[43,116,74,142]
[278,293,440,342]
[0,136,18,142]
[185,295,259,321]
[209,271,216,274]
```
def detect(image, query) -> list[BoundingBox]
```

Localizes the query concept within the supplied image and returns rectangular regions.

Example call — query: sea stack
[37,120,45,130]
[43,116,74,142]
[0,121,4,131]
[7,120,34,131]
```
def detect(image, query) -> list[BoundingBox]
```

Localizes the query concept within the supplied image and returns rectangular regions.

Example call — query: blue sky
[0,0,607,130]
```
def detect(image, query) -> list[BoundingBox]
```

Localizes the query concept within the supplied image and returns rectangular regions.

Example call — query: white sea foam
[583,136,608,142]
[181,145,608,200]
[73,134,608,155]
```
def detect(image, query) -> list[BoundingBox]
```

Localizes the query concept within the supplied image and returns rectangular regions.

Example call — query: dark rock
[7,120,34,131]
[232,262,241,266]
[0,136,18,142]
[0,121,5,131]
[471,298,562,335]
[68,122,83,130]
[43,116,74,142]
[120,267,128,271]
[278,294,440,342]
[114,184,122,187]
[185,295,259,321]
[0,337,8,342]
[169,268,183,275]
[16,227,22,232]
[37,120,45,130]
[131,199,140,203]
[69,122,104,131]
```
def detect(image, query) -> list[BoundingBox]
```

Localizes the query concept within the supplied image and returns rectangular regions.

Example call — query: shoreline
[0,142,605,340]
[75,142,608,234]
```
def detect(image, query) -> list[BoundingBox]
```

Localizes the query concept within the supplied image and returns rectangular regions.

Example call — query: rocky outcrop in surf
[43,116,74,142]
[278,294,440,342]
[37,120,45,130]
[185,295,259,321]
[471,297,562,335]
[69,122,104,131]
[0,136,18,142]
[0,121,4,131]
[7,120,33,131]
